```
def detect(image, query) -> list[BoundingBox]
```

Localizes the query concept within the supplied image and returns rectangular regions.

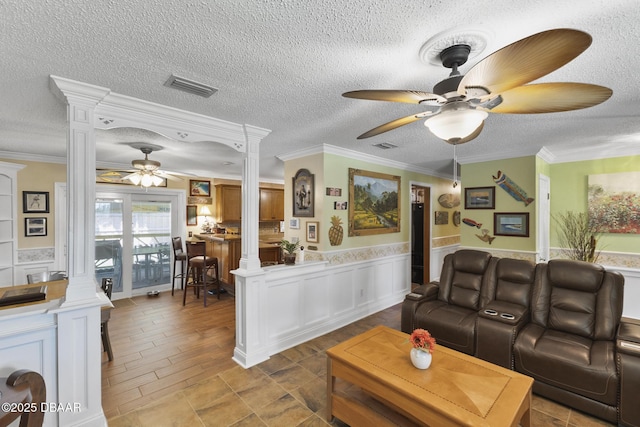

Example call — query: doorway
[411,184,431,285]
[95,192,180,299]
[54,184,184,300]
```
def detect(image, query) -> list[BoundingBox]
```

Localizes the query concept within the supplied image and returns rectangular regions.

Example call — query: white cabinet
[0,161,25,287]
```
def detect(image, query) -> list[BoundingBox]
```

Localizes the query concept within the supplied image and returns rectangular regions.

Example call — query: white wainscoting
[255,253,411,359]
[608,266,640,320]
[429,244,459,282]
[0,306,58,426]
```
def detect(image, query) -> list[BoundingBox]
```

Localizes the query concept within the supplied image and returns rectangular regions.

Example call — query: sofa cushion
[450,270,484,310]
[514,323,618,406]
[414,300,477,355]
[548,259,604,292]
[549,286,596,338]
[495,258,536,307]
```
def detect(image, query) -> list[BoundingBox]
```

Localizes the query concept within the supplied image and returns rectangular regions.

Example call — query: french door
[95,191,181,299]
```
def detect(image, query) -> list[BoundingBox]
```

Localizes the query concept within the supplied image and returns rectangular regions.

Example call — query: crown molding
[0,151,67,165]
[277,143,450,179]
[541,139,640,163]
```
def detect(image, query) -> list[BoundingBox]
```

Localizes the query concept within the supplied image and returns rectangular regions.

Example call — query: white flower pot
[410,347,432,369]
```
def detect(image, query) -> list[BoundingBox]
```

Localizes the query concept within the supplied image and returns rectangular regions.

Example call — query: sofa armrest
[401,282,439,333]
[406,282,439,301]
[618,317,640,356]
[478,301,529,326]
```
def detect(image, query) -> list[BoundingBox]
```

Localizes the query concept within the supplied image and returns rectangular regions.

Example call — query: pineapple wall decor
[329,216,344,246]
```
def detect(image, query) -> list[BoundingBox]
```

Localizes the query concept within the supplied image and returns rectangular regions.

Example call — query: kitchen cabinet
[198,234,283,296]
[215,185,241,223]
[259,244,281,264]
[259,188,284,221]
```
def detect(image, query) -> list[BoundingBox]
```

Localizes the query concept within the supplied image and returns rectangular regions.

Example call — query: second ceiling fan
[343,28,612,144]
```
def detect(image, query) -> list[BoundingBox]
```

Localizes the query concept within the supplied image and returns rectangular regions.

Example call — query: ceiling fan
[123,145,184,188]
[343,28,612,144]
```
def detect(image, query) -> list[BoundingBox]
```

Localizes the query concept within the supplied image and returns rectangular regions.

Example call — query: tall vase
[410,348,432,369]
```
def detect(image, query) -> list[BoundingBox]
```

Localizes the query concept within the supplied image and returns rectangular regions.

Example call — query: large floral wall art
[588,171,640,234]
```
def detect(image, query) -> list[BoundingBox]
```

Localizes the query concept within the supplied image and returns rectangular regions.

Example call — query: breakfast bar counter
[195,234,282,294]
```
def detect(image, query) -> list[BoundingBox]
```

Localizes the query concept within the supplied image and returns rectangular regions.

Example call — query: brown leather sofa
[401,250,640,426]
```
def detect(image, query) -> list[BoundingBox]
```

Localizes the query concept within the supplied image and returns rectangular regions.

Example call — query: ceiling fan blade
[156,170,184,181]
[343,90,446,105]
[485,83,612,114]
[459,29,592,99]
[357,112,430,139]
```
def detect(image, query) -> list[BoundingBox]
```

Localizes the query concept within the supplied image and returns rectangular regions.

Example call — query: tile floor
[103,291,615,426]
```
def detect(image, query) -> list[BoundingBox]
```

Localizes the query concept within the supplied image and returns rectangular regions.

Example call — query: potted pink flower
[409,328,436,369]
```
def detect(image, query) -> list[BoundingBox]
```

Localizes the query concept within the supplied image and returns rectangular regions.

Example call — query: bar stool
[184,240,220,307]
[171,237,188,296]
[101,277,114,361]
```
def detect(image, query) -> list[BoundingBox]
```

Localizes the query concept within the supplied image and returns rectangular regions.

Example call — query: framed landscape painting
[494,212,529,237]
[348,168,400,236]
[465,186,495,209]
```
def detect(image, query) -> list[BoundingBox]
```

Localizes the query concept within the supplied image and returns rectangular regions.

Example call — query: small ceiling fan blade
[343,90,446,105]
[357,112,430,139]
[486,83,612,114]
[459,29,592,99]
[156,170,184,181]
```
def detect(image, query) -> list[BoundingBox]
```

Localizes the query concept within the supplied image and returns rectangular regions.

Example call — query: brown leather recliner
[513,259,623,423]
[401,249,497,355]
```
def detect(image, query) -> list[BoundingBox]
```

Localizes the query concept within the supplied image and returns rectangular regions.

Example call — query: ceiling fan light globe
[151,175,164,186]
[127,174,142,186]
[141,173,154,187]
[425,109,488,142]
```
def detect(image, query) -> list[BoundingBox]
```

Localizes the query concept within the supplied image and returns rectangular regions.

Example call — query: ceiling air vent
[373,142,398,149]
[163,74,218,98]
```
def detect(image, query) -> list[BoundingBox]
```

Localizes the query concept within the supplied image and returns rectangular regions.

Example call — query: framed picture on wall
[494,212,529,237]
[306,221,319,243]
[25,217,47,237]
[23,191,49,213]
[292,169,314,217]
[186,205,198,226]
[348,168,400,236]
[189,180,210,197]
[465,186,495,209]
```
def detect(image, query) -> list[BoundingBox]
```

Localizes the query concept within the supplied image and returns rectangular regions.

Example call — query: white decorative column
[233,124,272,367]
[49,76,109,426]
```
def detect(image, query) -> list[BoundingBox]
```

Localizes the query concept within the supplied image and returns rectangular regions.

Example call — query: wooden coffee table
[326,325,533,427]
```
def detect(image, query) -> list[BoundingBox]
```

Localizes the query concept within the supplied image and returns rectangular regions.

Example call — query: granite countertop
[196,233,283,250]
[196,233,240,241]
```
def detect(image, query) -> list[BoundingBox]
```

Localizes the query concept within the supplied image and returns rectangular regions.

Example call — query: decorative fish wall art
[493,170,534,206]
[462,218,482,229]
[476,229,496,244]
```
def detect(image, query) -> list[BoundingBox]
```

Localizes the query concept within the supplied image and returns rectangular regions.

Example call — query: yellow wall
[284,151,460,251]
[14,160,66,249]
[549,155,640,253]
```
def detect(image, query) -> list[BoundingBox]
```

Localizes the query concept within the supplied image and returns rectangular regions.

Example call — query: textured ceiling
[1,0,639,182]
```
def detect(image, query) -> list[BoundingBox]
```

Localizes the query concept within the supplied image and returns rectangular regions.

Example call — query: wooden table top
[327,325,533,427]
[0,280,68,312]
